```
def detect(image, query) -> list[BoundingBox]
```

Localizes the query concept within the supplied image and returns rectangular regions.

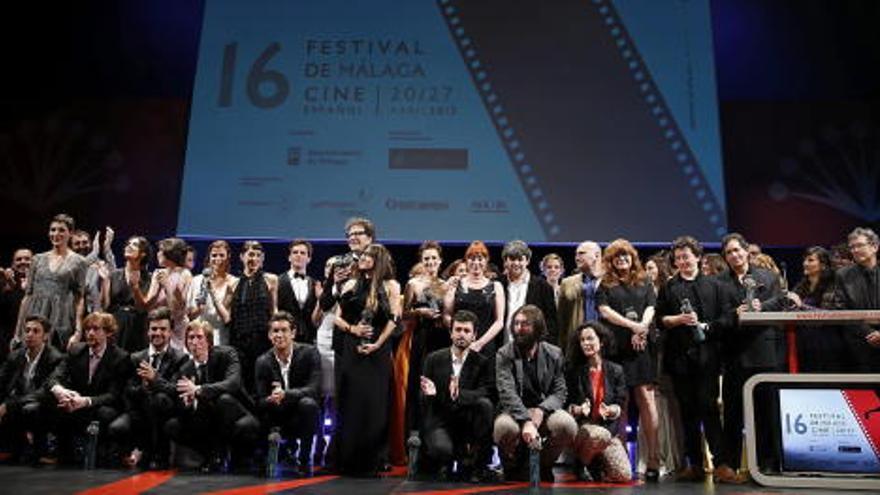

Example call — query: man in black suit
[0,315,62,461]
[47,312,132,464]
[715,233,786,483]
[169,320,259,472]
[420,310,495,481]
[656,236,730,481]
[254,311,321,476]
[0,248,32,358]
[835,227,880,372]
[277,240,319,344]
[500,240,558,346]
[109,307,189,469]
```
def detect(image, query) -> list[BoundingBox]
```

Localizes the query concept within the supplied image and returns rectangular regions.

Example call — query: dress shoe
[714,464,745,484]
[676,465,705,482]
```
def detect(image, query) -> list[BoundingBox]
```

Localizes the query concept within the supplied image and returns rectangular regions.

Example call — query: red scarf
[589,364,604,422]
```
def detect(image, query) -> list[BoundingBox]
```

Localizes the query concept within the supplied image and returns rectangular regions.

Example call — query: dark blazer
[496,341,567,422]
[421,347,494,429]
[565,360,626,435]
[502,275,559,346]
[835,264,880,319]
[253,344,321,411]
[716,267,786,369]
[125,346,190,402]
[0,345,63,410]
[277,272,319,344]
[178,345,252,408]
[47,342,132,409]
[655,273,729,375]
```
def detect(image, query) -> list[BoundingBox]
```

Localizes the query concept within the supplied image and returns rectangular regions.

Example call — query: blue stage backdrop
[178,0,725,242]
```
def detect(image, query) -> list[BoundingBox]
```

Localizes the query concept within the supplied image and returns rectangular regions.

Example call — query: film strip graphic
[590,0,725,237]
[437,0,726,240]
[436,0,561,240]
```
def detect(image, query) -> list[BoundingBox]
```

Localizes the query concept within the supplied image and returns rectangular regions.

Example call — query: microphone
[742,275,757,312]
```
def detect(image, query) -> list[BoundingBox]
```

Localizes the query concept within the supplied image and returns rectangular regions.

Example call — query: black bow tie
[293,273,306,280]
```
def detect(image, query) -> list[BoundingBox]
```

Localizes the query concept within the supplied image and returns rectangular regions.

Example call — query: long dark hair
[355,243,395,313]
[566,321,615,371]
[793,246,834,302]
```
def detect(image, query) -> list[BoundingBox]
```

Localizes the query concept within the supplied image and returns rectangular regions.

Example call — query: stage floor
[0,465,861,495]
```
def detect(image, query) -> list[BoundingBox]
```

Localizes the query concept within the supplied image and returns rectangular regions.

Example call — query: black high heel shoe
[645,468,660,482]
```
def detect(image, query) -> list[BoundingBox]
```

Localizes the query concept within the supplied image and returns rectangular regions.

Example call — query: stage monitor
[178,0,725,242]
[744,373,880,490]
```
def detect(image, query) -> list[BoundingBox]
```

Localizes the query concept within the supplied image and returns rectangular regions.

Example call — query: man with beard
[170,320,259,472]
[494,304,576,482]
[109,308,189,469]
[47,312,132,464]
[500,240,558,346]
[0,315,62,462]
[834,227,880,372]
[254,311,321,477]
[1,249,32,356]
[656,236,730,481]
[558,241,603,355]
[70,228,116,314]
[419,310,495,482]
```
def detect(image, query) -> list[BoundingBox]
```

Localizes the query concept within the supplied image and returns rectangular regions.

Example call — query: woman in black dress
[102,236,151,352]
[787,246,844,371]
[443,241,504,358]
[334,243,401,476]
[402,241,447,433]
[228,240,277,393]
[596,238,660,481]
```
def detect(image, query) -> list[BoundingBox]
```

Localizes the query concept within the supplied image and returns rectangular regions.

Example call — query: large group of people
[0,213,878,484]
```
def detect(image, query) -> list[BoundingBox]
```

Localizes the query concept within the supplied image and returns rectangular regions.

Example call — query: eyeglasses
[347,230,367,238]
[849,242,873,250]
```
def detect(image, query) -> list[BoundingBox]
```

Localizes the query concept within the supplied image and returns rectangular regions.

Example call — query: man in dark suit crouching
[109,307,189,469]
[255,311,321,476]
[0,315,62,462]
[168,320,259,472]
[420,310,496,482]
[47,312,132,464]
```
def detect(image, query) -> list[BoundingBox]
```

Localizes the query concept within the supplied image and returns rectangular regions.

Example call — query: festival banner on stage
[779,388,880,474]
[178,0,725,241]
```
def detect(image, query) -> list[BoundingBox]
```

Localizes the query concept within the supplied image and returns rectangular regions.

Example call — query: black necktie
[293,273,306,280]
[196,364,206,385]
[150,352,162,370]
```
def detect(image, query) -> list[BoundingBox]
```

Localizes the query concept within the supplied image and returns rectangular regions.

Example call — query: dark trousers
[261,396,320,466]
[422,397,494,469]
[842,327,880,373]
[49,404,121,462]
[108,392,175,463]
[671,369,723,468]
[0,400,47,456]
[165,393,259,461]
[720,365,780,470]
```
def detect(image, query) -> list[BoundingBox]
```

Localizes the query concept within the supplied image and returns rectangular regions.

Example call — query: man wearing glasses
[835,227,880,372]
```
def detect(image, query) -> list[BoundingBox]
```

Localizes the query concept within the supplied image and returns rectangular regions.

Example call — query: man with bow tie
[277,240,319,344]
[108,307,189,468]
[254,311,321,476]
[46,312,132,464]
[0,315,62,462]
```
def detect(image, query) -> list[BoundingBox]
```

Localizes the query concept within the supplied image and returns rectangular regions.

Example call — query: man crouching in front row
[494,305,577,482]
